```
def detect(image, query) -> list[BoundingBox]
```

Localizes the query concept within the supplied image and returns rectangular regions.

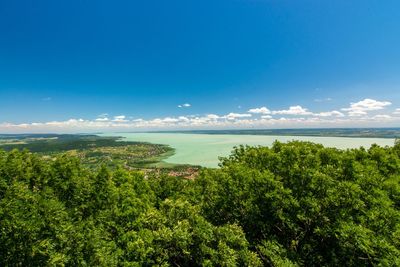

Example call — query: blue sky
[1,0,400,132]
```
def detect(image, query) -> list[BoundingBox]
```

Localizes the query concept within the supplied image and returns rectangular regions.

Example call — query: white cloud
[372,114,392,120]
[248,106,271,114]
[95,117,109,122]
[314,98,332,102]
[223,113,252,120]
[206,114,220,120]
[272,105,312,115]
[393,108,400,115]
[113,115,128,122]
[178,103,191,108]
[96,113,109,121]
[178,116,190,122]
[261,115,272,119]
[341,98,392,116]
[346,110,368,117]
[314,110,345,117]
[162,117,180,123]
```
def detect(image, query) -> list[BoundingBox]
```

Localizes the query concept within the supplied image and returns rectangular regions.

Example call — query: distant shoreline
[114,128,400,139]
[2,127,400,139]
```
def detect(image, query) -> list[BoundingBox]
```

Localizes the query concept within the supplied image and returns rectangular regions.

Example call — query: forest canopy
[1,140,400,266]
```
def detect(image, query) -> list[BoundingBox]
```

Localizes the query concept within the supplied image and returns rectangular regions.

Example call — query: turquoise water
[101,133,396,167]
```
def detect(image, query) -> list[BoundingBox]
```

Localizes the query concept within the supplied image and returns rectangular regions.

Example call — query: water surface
[101,133,395,167]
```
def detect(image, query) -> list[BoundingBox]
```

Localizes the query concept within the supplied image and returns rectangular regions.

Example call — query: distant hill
[149,128,400,138]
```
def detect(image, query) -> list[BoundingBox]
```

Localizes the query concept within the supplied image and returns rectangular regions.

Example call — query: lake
[100,133,396,167]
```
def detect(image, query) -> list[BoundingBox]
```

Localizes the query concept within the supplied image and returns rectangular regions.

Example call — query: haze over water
[102,133,395,167]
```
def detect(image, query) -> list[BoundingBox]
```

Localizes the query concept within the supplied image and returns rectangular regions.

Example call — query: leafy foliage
[1,140,399,266]
[194,141,400,266]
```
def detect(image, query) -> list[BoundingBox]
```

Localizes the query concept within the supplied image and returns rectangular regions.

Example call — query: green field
[0,134,180,169]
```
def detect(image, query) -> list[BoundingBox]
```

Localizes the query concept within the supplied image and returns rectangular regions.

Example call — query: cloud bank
[1,99,399,133]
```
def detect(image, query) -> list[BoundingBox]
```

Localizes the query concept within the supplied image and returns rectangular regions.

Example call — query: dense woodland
[1,140,400,266]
